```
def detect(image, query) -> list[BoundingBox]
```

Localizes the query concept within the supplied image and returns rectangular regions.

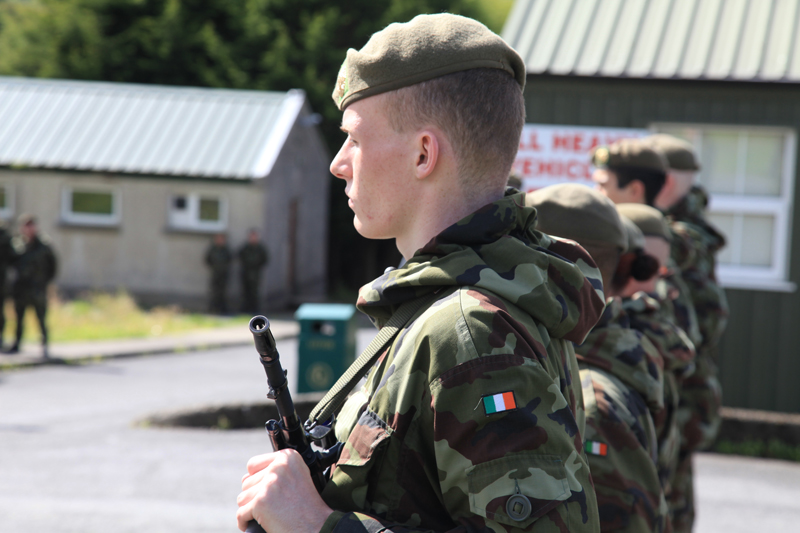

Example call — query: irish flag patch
[585,441,608,456]
[482,392,517,415]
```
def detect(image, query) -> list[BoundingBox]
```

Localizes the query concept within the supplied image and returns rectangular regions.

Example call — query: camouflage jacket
[13,235,57,290]
[320,192,606,533]
[656,266,701,350]
[238,242,268,284]
[664,186,728,353]
[621,292,695,382]
[574,298,669,533]
[621,292,696,495]
[664,186,727,452]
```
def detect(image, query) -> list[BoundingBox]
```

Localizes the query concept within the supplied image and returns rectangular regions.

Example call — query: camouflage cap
[591,138,668,174]
[643,134,700,171]
[525,184,627,251]
[332,13,525,110]
[616,203,672,242]
[619,214,645,253]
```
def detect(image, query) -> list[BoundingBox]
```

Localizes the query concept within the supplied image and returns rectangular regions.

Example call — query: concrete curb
[0,320,299,371]
[717,407,800,445]
[142,402,800,451]
[140,393,326,430]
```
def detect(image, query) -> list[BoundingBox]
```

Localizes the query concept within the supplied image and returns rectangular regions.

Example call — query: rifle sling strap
[306,291,441,430]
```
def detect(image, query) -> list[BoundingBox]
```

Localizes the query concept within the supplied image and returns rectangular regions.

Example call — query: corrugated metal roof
[503,0,800,82]
[0,76,307,179]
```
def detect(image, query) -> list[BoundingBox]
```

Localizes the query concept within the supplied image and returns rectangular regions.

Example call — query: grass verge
[3,290,250,344]
[713,439,800,462]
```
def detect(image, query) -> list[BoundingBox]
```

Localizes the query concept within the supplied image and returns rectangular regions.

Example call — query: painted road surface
[1,331,798,532]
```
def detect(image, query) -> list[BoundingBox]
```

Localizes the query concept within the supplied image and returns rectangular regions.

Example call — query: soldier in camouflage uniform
[615,204,697,508]
[237,14,606,533]
[7,215,57,357]
[0,221,15,348]
[527,185,670,533]
[645,134,729,533]
[238,228,268,314]
[204,233,231,315]
[591,139,703,356]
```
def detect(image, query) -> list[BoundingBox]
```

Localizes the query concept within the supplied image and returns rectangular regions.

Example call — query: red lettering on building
[519,132,543,151]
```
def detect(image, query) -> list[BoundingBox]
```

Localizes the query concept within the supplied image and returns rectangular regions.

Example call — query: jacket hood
[574,297,664,412]
[356,191,606,343]
[665,185,726,254]
[622,291,696,378]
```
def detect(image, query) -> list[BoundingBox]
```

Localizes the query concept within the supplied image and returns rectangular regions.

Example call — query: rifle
[246,315,340,533]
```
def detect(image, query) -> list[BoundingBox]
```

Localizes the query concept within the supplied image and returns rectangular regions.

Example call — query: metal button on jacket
[506,493,532,521]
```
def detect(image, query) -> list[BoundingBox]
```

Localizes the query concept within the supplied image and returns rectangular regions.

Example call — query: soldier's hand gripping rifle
[246,316,339,533]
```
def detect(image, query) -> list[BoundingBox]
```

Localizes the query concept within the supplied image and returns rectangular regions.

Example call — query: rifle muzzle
[249,315,278,362]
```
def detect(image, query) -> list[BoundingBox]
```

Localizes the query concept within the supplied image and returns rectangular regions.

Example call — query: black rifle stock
[245,316,328,533]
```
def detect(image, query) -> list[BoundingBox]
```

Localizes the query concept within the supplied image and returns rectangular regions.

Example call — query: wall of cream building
[0,169,263,308]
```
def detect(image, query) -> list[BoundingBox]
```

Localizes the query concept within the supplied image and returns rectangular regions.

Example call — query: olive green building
[504,0,800,412]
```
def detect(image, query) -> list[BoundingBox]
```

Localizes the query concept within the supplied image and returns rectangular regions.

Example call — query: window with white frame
[168,193,227,232]
[61,186,121,227]
[0,183,14,219]
[654,124,796,292]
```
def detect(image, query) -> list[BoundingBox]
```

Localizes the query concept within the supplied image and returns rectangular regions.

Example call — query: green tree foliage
[0,0,509,295]
[0,0,498,149]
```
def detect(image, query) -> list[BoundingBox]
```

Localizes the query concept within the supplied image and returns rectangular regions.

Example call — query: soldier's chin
[353,217,389,240]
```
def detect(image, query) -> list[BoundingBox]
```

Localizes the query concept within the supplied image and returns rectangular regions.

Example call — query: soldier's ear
[414,129,440,181]
[626,179,646,203]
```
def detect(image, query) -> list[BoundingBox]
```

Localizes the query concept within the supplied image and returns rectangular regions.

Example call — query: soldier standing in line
[204,233,232,315]
[616,204,697,512]
[527,184,670,533]
[592,136,723,531]
[0,220,15,349]
[6,215,57,358]
[591,139,702,353]
[236,14,607,533]
[238,228,268,315]
[645,134,729,533]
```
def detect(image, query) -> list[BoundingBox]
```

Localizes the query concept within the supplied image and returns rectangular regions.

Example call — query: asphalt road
[1,333,799,532]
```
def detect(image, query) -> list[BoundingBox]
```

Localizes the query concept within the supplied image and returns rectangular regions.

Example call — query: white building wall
[0,169,264,308]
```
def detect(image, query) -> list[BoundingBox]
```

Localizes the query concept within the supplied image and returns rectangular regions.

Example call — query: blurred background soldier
[527,184,669,533]
[591,139,702,350]
[645,133,729,533]
[590,138,667,207]
[7,215,57,357]
[617,204,698,520]
[204,233,231,315]
[0,220,15,349]
[237,228,268,315]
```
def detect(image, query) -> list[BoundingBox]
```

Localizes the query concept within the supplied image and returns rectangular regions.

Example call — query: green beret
[591,138,667,174]
[332,13,525,110]
[525,184,627,251]
[616,203,672,242]
[619,214,645,253]
[643,134,700,171]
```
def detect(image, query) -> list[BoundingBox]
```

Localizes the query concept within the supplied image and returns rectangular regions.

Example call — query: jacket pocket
[323,409,393,511]
[465,452,570,529]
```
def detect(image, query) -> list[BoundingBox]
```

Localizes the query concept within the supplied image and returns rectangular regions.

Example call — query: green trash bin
[294,303,358,393]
